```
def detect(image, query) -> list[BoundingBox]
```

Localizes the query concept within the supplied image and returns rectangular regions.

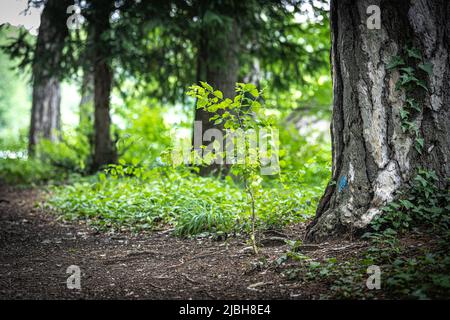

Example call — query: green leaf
[251,100,261,112]
[224,120,234,129]
[406,99,421,112]
[223,98,232,107]
[400,74,420,86]
[400,108,410,120]
[416,80,429,92]
[418,62,433,76]
[400,67,415,75]
[249,88,259,98]
[406,47,422,60]
[415,137,424,153]
[197,98,208,109]
[399,199,414,209]
[213,90,223,99]
[387,56,405,69]
[390,202,401,209]
[200,81,213,92]
[209,114,219,121]
[207,104,219,112]
[243,83,257,91]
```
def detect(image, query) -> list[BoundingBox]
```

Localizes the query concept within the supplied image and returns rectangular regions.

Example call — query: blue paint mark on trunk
[338,175,348,192]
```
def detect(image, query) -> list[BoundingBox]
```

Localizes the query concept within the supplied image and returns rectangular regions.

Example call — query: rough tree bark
[193,18,240,176]
[306,0,450,242]
[90,1,117,171]
[28,0,71,155]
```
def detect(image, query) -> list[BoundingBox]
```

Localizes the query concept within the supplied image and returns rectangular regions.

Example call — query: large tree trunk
[306,0,450,242]
[92,60,116,171]
[90,1,117,171]
[193,18,240,176]
[28,0,70,156]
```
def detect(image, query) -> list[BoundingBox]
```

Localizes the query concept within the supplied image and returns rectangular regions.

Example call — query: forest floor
[0,185,380,299]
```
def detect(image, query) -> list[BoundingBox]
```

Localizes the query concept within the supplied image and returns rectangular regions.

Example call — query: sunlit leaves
[213,90,223,99]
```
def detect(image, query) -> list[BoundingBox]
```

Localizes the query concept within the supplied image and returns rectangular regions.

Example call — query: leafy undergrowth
[0,158,73,186]
[47,165,322,237]
[277,170,450,299]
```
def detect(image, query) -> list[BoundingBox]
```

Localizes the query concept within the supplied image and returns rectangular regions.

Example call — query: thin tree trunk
[306,0,450,242]
[78,67,95,165]
[28,0,70,156]
[79,69,94,128]
[193,18,240,176]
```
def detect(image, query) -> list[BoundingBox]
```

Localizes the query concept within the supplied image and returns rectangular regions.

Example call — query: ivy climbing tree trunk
[306,0,450,242]
[193,17,240,176]
[28,0,71,156]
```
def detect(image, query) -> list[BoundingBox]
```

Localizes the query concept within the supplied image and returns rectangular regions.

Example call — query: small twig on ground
[167,258,185,269]
[181,273,197,283]
[191,249,228,260]
[147,282,166,291]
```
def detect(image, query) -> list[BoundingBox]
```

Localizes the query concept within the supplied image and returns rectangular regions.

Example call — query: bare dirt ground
[0,185,368,300]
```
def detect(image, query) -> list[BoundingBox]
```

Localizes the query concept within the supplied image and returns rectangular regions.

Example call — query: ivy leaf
[387,56,405,69]
[400,108,410,120]
[399,74,414,86]
[402,121,415,133]
[399,199,414,209]
[415,137,424,154]
[416,80,429,92]
[418,62,433,76]
[400,199,414,209]
[400,67,415,75]
[389,202,401,209]
[406,47,422,60]
[406,99,421,112]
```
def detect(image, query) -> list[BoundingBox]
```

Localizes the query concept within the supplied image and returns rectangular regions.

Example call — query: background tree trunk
[306,0,450,242]
[28,0,70,156]
[93,60,116,171]
[90,1,117,171]
[193,18,240,176]
[78,66,95,163]
[79,68,94,128]
[29,78,61,153]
